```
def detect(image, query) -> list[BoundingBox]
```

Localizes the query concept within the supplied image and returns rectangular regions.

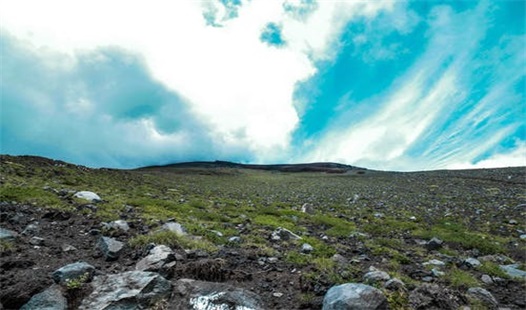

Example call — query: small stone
[61,244,77,252]
[106,220,130,232]
[161,222,186,235]
[322,283,388,310]
[464,258,481,269]
[0,228,17,241]
[228,236,241,243]
[519,234,526,240]
[97,236,124,261]
[273,292,284,298]
[467,287,498,309]
[22,223,39,236]
[422,276,434,282]
[363,270,390,284]
[425,237,443,250]
[271,227,301,241]
[409,216,417,221]
[508,219,518,225]
[301,243,314,254]
[29,236,45,245]
[210,230,223,237]
[332,254,347,264]
[481,274,493,284]
[267,257,279,264]
[431,268,445,277]
[301,203,315,214]
[52,262,95,285]
[374,213,384,218]
[384,278,405,291]
[423,259,446,267]
[74,191,101,202]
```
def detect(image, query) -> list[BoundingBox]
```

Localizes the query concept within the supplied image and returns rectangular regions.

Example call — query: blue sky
[1,0,524,171]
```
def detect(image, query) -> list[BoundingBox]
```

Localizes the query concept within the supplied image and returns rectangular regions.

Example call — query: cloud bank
[0,0,524,170]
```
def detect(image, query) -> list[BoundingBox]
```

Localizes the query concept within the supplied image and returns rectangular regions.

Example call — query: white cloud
[0,0,392,163]
[448,142,526,169]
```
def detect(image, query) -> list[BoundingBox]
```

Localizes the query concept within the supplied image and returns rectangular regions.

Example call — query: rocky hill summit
[0,155,525,309]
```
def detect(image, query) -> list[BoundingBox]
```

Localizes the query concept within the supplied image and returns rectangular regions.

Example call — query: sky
[0,0,525,171]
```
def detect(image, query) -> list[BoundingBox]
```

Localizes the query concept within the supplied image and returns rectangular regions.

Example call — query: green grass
[446,267,480,288]
[0,186,66,209]
[479,261,510,279]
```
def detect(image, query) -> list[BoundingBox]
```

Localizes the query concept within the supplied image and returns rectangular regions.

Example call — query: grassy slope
[1,155,525,307]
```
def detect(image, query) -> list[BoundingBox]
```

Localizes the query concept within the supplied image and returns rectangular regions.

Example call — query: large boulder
[322,283,388,310]
[20,285,67,310]
[171,278,264,310]
[79,271,171,310]
[467,287,498,309]
[500,264,526,279]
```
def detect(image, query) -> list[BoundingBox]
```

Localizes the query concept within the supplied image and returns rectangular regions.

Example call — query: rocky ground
[0,155,525,309]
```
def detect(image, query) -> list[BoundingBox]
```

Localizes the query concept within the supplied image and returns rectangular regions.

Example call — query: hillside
[0,155,525,309]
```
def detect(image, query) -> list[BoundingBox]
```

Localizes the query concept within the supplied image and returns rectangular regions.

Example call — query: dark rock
[52,262,95,285]
[467,287,498,309]
[20,285,67,310]
[425,237,443,250]
[409,284,466,310]
[322,283,388,310]
[384,278,406,291]
[79,271,171,310]
[22,223,39,236]
[172,278,263,310]
[29,237,44,246]
[97,236,124,261]
[135,245,175,274]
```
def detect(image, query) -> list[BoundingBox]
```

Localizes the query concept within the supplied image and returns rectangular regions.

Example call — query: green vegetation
[446,267,480,288]
[0,240,14,252]
[128,230,217,253]
[64,272,90,290]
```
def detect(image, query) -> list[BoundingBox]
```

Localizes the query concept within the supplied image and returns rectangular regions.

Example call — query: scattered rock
[463,258,481,269]
[271,227,301,241]
[409,284,465,309]
[20,285,67,310]
[499,264,526,279]
[22,223,39,236]
[409,216,417,221]
[79,271,171,310]
[135,245,176,274]
[363,268,390,284]
[0,228,17,241]
[161,221,186,235]
[228,236,242,243]
[273,292,284,298]
[104,220,129,232]
[97,236,124,261]
[61,244,77,252]
[520,234,526,240]
[52,262,95,285]
[301,203,315,214]
[384,278,406,291]
[331,254,347,265]
[73,191,101,202]
[172,278,263,310]
[425,237,443,250]
[508,219,518,225]
[322,283,388,310]
[301,243,314,254]
[481,274,493,284]
[29,237,45,246]
[467,287,498,309]
[423,259,446,267]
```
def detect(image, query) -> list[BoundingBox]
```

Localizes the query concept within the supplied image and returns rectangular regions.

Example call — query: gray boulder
[105,220,130,232]
[74,191,101,202]
[52,262,95,285]
[499,264,526,279]
[97,236,124,261]
[0,228,17,241]
[322,283,388,310]
[172,278,263,310]
[79,271,171,310]
[363,268,390,284]
[467,287,498,309]
[136,245,176,273]
[20,285,67,310]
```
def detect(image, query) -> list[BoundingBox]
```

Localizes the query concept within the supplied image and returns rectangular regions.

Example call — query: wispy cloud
[300,1,525,170]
